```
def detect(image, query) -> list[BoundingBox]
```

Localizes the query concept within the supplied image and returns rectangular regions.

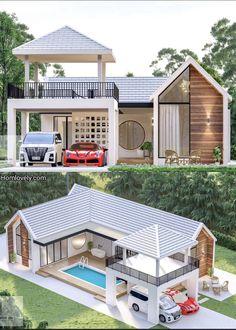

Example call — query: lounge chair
[165,150,179,165]
[221,281,229,292]
[189,150,201,164]
[202,281,210,291]
[211,276,219,285]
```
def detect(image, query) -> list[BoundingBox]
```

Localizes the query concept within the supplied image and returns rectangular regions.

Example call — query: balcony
[7,82,119,102]
[106,252,199,287]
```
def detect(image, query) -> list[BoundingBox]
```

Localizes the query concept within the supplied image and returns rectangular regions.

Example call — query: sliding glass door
[40,239,68,267]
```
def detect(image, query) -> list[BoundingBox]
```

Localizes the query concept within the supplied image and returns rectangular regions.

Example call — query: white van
[128,285,182,323]
[19,132,63,167]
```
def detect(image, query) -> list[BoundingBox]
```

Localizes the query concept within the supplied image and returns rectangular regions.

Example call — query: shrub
[231,144,236,160]
[213,230,236,251]
[0,289,11,296]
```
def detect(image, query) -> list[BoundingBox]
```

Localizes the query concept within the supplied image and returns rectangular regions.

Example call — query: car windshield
[70,143,99,151]
[24,133,54,144]
[160,296,177,310]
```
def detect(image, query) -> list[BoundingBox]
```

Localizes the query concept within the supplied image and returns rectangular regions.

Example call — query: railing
[106,253,199,287]
[7,82,119,102]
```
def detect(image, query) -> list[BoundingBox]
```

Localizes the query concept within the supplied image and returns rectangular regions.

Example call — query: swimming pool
[62,264,123,289]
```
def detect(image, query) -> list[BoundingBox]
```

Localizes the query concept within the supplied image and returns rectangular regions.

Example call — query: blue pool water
[63,265,122,289]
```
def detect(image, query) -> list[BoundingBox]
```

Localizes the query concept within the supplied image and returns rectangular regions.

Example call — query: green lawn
[215,245,236,275]
[0,269,132,329]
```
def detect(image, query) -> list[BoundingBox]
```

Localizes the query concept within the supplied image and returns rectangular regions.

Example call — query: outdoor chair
[212,286,221,295]
[189,149,201,164]
[165,150,179,165]
[221,281,229,292]
[202,280,210,291]
[211,276,219,284]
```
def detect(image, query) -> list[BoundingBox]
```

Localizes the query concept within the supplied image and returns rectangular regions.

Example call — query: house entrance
[53,116,72,149]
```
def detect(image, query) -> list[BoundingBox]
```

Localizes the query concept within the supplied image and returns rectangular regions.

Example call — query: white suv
[19,132,63,167]
[128,285,182,323]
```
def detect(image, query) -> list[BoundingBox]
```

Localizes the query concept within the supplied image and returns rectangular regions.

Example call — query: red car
[63,142,107,167]
[165,289,199,315]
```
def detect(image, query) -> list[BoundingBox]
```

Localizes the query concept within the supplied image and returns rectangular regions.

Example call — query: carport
[106,225,199,325]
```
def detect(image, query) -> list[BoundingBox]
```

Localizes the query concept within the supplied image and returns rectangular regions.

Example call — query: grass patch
[215,245,236,275]
[201,295,236,320]
[0,269,132,329]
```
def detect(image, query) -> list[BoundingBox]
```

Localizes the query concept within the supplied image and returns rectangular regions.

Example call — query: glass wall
[159,68,190,157]
[40,239,68,267]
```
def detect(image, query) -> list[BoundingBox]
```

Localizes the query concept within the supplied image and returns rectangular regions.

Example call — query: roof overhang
[150,57,232,102]
[12,50,115,63]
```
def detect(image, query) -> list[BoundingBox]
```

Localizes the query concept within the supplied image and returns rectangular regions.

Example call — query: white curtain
[159,104,180,156]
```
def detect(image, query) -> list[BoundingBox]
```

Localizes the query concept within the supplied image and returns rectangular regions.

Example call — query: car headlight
[95,151,101,157]
[47,147,54,152]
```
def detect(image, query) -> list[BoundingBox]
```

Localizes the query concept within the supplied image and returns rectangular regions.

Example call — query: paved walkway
[0,164,108,172]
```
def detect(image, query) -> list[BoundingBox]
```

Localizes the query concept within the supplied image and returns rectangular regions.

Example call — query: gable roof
[150,57,232,102]
[13,26,115,63]
[114,224,197,260]
[47,76,167,103]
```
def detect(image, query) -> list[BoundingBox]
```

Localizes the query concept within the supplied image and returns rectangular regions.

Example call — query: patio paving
[198,268,236,301]
[0,163,108,172]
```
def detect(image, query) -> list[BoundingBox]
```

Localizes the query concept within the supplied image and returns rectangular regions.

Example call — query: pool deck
[37,251,127,299]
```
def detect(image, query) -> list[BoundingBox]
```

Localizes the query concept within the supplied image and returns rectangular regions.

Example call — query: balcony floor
[118,254,184,277]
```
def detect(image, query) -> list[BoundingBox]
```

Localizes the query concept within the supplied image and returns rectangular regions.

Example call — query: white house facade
[7,26,231,166]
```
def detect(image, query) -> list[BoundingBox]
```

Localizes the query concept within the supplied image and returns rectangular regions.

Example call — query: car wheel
[159,315,166,323]
[20,163,26,167]
[132,303,139,312]
[28,163,33,166]
[51,155,57,167]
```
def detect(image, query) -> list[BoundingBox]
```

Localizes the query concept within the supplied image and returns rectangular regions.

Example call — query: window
[159,104,189,157]
[130,290,148,301]
[40,239,68,267]
[119,121,145,150]
[16,224,21,256]
[159,67,190,158]
[159,68,190,103]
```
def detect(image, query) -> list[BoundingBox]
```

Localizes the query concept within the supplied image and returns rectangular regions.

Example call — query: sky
[1,1,236,77]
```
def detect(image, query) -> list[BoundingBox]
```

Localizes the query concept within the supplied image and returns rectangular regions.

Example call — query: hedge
[109,164,236,173]
[213,230,236,251]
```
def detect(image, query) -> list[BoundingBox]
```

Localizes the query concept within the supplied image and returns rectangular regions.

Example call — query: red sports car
[165,289,199,315]
[63,142,108,167]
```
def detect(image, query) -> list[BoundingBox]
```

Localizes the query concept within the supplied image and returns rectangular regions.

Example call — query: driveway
[165,306,236,329]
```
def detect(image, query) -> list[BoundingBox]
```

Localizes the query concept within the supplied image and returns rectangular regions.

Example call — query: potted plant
[212,146,222,165]
[140,141,153,158]
[9,252,16,264]
[207,267,214,278]
[87,241,93,252]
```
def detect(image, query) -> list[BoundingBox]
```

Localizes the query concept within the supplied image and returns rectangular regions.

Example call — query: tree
[0,11,34,135]
[40,63,65,78]
[126,72,134,77]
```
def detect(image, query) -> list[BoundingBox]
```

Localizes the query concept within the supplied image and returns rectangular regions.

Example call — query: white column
[186,271,199,301]
[155,259,160,277]
[111,242,116,256]
[147,285,159,324]
[24,55,30,82]
[21,112,29,139]
[223,97,230,165]
[97,55,102,82]
[7,103,16,165]
[123,248,127,265]
[184,248,190,265]
[31,242,40,273]
[106,268,117,306]
[108,103,118,166]
[153,98,159,165]
[102,62,106,82]
[34,63,39,82]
